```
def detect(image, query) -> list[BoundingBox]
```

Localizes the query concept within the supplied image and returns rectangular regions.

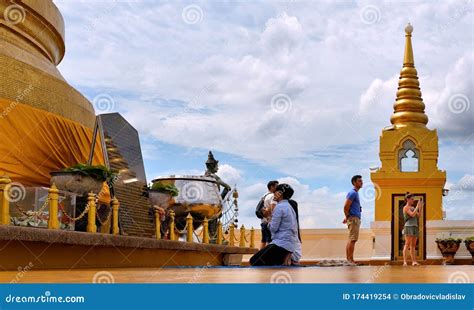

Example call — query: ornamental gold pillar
[169,210,176,241]
[0,174,11,225]
[250,227,255,248]
[154,207,161,239]
[186,213,193,242]
[239,225,246,247]
[112,198,120,235]
[216,220,223,245]
[86,192,97,233]
[47,184,59,229]
[202,217,209,244]
[229,224,235,246]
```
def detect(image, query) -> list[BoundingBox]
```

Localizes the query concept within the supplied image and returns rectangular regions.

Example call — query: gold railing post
[229,223,235,246]
[169,210,176,241]
[112,198,120,235]
[239,225,246,247]
[154,207,161,239]
[47,184,59,229]
[202,217,209,244]
[250,227,255,248]
[186,213,193,242]
[216,220,223,245]
[86,192,97,233]
[0,174,11,225]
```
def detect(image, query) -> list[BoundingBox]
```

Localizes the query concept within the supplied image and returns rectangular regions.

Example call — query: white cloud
[140,143,161,160]
[359,75,398,119]
[445,174,474,201]
[260,12,303,56]
[443,174,474,219]
[430,52,473,137]
[237,175,373,229]
[52,1,473,226]
[358,52,473,141]
[216,164,242,187]
[56,1,473,157]
[238,173,473,230]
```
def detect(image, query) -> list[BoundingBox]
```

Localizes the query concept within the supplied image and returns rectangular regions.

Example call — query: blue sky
[54,0,473,228]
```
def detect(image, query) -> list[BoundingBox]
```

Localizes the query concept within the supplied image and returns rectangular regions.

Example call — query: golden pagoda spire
[390,23,428,127]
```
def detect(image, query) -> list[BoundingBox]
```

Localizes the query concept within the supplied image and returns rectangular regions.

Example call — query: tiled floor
[1,265,472,283]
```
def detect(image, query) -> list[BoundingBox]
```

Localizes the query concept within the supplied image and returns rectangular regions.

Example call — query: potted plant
[464,237,474,263]
[148,181,179,207]
[50,163,117,195]
[435,237,462,265]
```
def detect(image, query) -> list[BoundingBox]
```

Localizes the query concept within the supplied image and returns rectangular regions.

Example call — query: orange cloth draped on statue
[0,99,110,204]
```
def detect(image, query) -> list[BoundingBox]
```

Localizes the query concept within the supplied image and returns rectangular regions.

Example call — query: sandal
[412,262,420,266]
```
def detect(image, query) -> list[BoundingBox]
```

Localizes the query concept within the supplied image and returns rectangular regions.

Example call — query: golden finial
[390,23,428,128]
[403,23,414,66]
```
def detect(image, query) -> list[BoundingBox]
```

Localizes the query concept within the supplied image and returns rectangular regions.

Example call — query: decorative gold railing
[0,175,254,248]
[0,175,119,234]
[152,207,255,248]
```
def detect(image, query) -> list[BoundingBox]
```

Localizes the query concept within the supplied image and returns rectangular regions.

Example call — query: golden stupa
[0,0,103,186]
[390,23,429,127]
[371,24,447,261]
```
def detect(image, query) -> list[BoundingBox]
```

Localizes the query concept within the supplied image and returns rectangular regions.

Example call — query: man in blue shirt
[343,175,363,265]
[250,184,299,266]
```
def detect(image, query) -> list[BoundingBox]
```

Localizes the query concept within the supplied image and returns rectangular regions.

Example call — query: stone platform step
[0,225,257,270]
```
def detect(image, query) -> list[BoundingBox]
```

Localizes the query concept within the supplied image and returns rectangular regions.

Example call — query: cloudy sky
[54,0,473,229]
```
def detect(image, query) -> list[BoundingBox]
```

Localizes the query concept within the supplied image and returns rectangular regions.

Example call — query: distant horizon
[55,0,473,229]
